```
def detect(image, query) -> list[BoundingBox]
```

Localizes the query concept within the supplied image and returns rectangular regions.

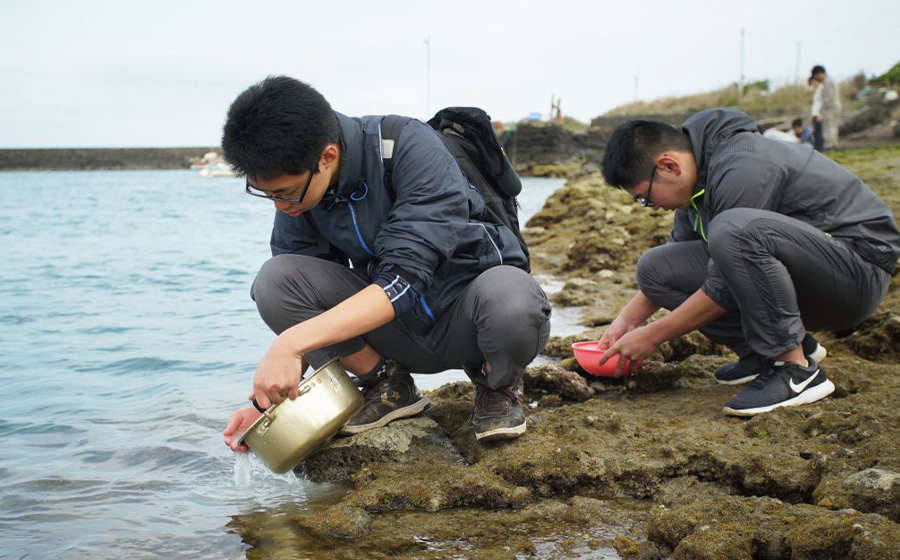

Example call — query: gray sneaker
[340,360,429,435]
[471,382,526,442]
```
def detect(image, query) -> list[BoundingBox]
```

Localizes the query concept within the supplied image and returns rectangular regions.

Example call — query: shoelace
[476,386,524,411]
[747,360,779,389]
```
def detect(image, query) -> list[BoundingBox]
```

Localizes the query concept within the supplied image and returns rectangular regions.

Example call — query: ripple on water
[77,356,191,375]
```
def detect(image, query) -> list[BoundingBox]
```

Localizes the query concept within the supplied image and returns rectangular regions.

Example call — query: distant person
[792,118,814,147]
[809,76,825,151]
[596,108,900,417]
[762,126,800,144]
[810,65,842,150]
[220,76,551,449]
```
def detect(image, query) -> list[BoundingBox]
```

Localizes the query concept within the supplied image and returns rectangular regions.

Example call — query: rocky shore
[228,145,900,559]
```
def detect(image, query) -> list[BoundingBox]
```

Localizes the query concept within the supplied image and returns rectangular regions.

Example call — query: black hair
[221,76,340,179]
[601,120,692,188]
[811,65,826,76]
[792,118,803,128]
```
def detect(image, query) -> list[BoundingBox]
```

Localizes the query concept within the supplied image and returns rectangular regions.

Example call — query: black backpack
[381,107,530,270]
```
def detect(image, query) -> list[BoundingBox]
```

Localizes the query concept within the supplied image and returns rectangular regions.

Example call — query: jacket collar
[321,112,365,206]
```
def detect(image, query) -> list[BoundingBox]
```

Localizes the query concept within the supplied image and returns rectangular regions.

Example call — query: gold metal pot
[237,358,363,473]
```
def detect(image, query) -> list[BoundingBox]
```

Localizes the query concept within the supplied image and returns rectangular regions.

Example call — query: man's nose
[273,199,291,212]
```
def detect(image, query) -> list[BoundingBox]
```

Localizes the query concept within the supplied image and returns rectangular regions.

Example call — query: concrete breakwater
[0,147,221,171]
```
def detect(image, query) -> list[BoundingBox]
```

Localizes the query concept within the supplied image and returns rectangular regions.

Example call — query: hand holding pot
[223,406,262,452]
[253,336,305,409]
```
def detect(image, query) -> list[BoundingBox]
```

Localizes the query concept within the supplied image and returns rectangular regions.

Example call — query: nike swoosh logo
[789,369,820,393]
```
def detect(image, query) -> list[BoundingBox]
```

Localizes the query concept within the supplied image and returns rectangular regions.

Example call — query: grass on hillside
[605,82,861,119]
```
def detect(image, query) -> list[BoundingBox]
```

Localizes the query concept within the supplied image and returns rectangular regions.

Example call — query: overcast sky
[1,0,897,148]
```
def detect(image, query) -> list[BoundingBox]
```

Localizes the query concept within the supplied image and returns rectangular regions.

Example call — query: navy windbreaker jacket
[268,112,529,333]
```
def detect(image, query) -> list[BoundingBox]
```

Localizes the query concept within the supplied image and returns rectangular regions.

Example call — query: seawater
[0,170,568,559]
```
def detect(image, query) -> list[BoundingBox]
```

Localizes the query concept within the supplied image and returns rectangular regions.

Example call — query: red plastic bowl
[572,341,642,377]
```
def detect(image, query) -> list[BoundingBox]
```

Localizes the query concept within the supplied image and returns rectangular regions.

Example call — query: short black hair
[601,120,692,188]
[811,65,826,77]
[221,76,340,180]
[792,118,803,128]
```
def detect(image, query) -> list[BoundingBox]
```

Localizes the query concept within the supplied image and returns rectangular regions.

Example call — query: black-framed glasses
[633,167,657,208]
[245,166,316,203]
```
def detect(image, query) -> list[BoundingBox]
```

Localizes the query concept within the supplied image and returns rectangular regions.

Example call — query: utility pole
[633,71,639,102]
[424,36,431,117]
[739,28,745,98]
[795,42,801,84]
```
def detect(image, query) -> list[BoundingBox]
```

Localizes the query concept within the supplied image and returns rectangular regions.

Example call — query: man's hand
[598,316,635,350]
[253,336,304,409]
[223,404,263,452]
[598,325,660,376]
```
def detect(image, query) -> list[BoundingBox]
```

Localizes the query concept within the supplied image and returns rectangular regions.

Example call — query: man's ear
[657,154,682,176]
[320,143,340,169]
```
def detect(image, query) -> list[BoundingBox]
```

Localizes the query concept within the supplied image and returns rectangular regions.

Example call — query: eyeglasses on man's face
[633,167,657,208]
[245,166,316,203]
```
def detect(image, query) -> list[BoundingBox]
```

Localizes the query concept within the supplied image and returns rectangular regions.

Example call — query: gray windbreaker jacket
[670,109,900,302]
[268,112,528,333]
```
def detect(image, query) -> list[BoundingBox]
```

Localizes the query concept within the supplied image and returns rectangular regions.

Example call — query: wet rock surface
[230,145,900,558]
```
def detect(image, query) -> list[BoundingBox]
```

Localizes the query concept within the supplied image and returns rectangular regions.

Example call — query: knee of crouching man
[707,209,759,262]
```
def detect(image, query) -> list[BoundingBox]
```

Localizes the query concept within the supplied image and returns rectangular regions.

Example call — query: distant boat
[190,151,236,177]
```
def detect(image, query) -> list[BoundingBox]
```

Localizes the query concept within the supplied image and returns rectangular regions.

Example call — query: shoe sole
[722,379,835,417]
[339,396,430,435]
[715,344,829,386]
[475,421,527,442]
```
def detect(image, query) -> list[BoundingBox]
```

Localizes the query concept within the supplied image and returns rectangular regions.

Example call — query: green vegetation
[606,60,900,119]
[605,82,826,118]
[871,61,900,86]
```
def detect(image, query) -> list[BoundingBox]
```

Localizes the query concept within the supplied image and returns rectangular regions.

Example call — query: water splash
[233,452,253,486]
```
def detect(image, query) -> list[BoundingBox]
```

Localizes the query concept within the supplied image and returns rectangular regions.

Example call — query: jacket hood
[682,109,759,179]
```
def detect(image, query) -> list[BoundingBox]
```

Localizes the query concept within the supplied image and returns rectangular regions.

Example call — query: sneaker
[721,358,835,417]
[340,360,429,435]
[714,333,827,385]
[471,382,526,442]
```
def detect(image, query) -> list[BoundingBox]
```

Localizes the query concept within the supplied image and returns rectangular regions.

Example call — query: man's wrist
[278,324,309,358]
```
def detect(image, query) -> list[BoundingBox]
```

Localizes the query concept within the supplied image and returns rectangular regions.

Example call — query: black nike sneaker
[714,333,827,385]
[340,359,429,435]
[721,358,834,416]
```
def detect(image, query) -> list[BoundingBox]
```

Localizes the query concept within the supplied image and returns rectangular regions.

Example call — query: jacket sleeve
[372,121,469,292]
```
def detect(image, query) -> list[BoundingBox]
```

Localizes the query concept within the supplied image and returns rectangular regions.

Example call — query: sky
[0,0,897,148]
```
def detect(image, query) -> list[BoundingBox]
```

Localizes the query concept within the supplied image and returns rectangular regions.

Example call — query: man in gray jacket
[597,108,899,416]
[220,76,551,447]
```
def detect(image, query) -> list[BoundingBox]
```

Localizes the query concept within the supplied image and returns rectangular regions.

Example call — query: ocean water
[0,170,573,559]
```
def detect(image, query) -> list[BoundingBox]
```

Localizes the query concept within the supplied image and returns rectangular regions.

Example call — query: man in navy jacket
[221,76,550,447]
[597,108,899,416]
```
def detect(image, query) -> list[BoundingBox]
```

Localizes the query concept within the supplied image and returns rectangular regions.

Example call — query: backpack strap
[380,114,411,198]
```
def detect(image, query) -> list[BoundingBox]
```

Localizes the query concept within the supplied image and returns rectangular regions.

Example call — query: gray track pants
[636,208,890,358]
[250,254,552,390]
